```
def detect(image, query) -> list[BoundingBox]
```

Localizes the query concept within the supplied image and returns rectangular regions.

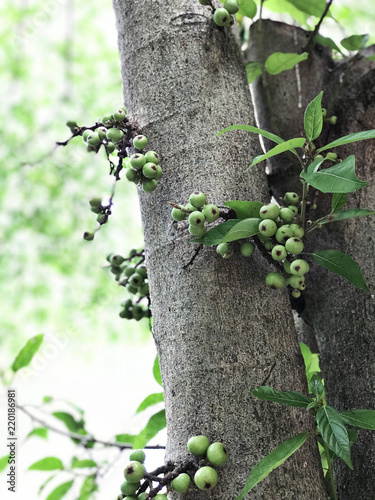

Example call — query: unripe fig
[114,109,126,121]
[124,461,145,483]
[283,192,299,205]
[124,266,136,277]
[217,243,229,257]
[206,442,228,466]
[285,237,304,255]
[83,231,94,241]
[288,205,298,215]
[142,162,158,179]
[106,128,124,143]
[87,132,101,147]
[130,154,146,170]
[224,0,239,14]
[154,495,167,500]
[214,7,230,26]
[291,289,301,298]
[240,241,255,257]
[283,260,292,274]
[188,211,206,227]
[96,126,107,140]
[106,142,116,154]
[145,151,160,164]
[89,197,102,209]
[188,224,206,237]
[189,191,207,208]
[288,275,305,289]
[142,179,158,193]
[111,255,125,267]
[279,207,295,223]
[129,273,144,287]
[121,480,140,496]
[137,494,147,500]
[185,203,198,213]
[187,435,210,456]
[202,204,220,222]
[132,304,144,321]
[126,284,138,295]
[83,129,93,142]
[258,219,277,237]
[172,473,191,493]
[126,168,138,183]
[275,225,294,244]
[259,203,280,220]
[97,213,106,224]
[138,283,149,296]
[271,245,287,261]
[154,164,162,180]
[133,135,148,149]
[194,466,218,490]
[102,115,112,124]
[265,272,285,289]
[263,239,273,251]
[172,207,188,221]
[329,115,337,125]
[129,449,145,464]
[137,266,147,278]
[198,0,209,4]
[289,224,304,239]
[290,259,310,276]
[321,108,327,118]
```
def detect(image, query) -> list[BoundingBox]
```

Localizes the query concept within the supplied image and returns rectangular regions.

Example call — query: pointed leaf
[340,410,375,430]
[136,392,164,413]
[221,218,261,243]
[46,480,74,500]
[300,156,368,193]
[331,193,347,212]
[304,92,323,141]
[246,62,262,84]
[71,458,97,468]
[265,52,308,75]
[317,130,375,152]
[286,0,326,17]
[323,208,375,224]
[217,124,285,146]
[27,427,48,440]
[11,334,44,372]
[52,412,82,433]
[192,219,239,246]
[38,475,56,495]
[252,386,312,408]
[224,201,263,220]
[78,474,97,500]
[316,406,353,469]
[341,34,369,51]
[116,410,166,449]
[313,250,369,291]
[153,356,162,387]
[314,34,343,54]
[235,432,310,499]
[250,138,305,168]
[300,342,321,389]
[307,157,324,172]
[309,375,325,397]
[29,457,64,471]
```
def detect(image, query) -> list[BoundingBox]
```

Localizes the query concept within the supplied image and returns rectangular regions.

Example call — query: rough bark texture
[113,2,326,499]
[248,20,375,499]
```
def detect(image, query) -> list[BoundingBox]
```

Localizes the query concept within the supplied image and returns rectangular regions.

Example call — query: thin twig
[303,0,334,53]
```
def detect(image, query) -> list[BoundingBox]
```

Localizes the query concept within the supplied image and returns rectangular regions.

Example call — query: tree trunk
[113,2,326,498]
[248,19,375,499]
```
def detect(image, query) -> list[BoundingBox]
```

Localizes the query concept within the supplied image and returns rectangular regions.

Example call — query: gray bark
[248,19,375,499]
[113,2,326,499]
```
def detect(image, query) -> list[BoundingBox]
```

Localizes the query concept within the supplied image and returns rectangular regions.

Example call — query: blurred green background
[0,0,374,498]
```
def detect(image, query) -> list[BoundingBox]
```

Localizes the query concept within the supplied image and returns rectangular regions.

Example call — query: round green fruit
[240,242,255,257]
[188,211,206,227]
[132,304,144,321]
[142,179,158,193]
[129,273,144,287]
[188,224,206,237]
[114,109,126,121]
[189,191,207,209]
[89,197,102,209]
[194,466,218,490]
[130,154,146,170]
[206,442,228,466]
[202,204,220,222]
[185,203,198,213]
[290,259,310,276]
[288,275,305,289]
[106,142,116,154]
[283,192,299,205]
[288,205,299,215]
[111,255,125,267]
[87,132,101,147]
[289,224,304,239]
[283,260,292,274]
[259,203,280,220]
[154,164,162,180]
[123,461,145,483]
[258,219,277,237]
[106,128,124,143]
[83,231,94,241]
[285,237,304,255]
[137,494,147,500]
[129,450,145,464]
[199,0,209,4]
[96,126,107,140]
[145,151,160,164]
[83,129,93,142]
[291,289,301,298]
[172,207,187,221]
[275,225,294,244]
[216,243,229,257]
[121,480,140,496]
[154,495,167,500]
[126,284,138,295]
[224,0,239,14]
[279,207,295,223]
[172,472,190,493]
[214,7,230,26]
[265,272,285,290]
[271,245,287,261]
[126,168,138,183]
[187,435,210,457]
[138,283,149,296]
[133,135,148,149]
[142,162,158,179]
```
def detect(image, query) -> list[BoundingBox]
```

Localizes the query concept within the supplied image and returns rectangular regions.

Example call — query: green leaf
[307,157,325,173]
[217,124,285,146]
[265,52,308,75]
[340,410,375,430]
[224,201,263,220]
[331,193,347,212]
[43,396,53,404]
[71,458,97,469]
[314,34,343,54]
[316,406,353,469]
[29,457,64,471]
[78,474,97,500]
[238,0,257,18]
[286,0,326,17]
[11,334,44,372]
[0,455,9,473]
[341,34,369,51]
[38,475,56,495]
[136,392,164,414]
[304,91,323,141]
[252,386,312,408]
[52,412,82,433]
[192,219,239,246]
[300,342,321,387]
[221,218,261,243]
[235,432,310,499]
[323,208,375,224]
[300,156,369,193]
[46,480,74,500]
[309,375,325,397]
[27,427,48,440]
[153,356,162,387]
[317,130,375,152]
[313,250,369,291]
[250,138,305,167]
[116,410,166,449]
[246,62,262,83]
